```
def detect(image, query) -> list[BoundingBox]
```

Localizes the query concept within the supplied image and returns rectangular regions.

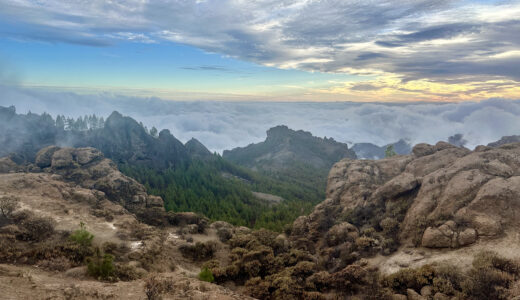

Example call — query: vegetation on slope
[0,106,327,231]
[120,156,322,231]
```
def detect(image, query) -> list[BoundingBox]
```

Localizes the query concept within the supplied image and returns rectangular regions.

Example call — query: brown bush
[17,212,55,241]
[0,195,19,219]
[115,263,142,281]
[462,251,520,300]
[38,256,72,271]
[245,276,271,299]
[382,264,435,294]
[167,212,208,233]
[144,274,164,300]
[179,241,216,261]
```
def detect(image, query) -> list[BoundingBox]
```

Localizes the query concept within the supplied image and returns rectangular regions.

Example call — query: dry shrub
[115,263,142,281]
[0,195,19,219]
[144,274,175,300]
[382,264,435,294]
[38,256,72,271]
[14,210,55,241]
[179,241,216,261]
[462,251,520,300]
[144,274,164,300]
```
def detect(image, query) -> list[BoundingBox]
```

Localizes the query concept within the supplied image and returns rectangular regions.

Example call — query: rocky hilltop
[291,141,520,272]
[223,125,357,171]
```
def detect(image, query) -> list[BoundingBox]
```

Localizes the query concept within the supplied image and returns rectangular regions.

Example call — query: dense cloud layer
[2,87,519,153]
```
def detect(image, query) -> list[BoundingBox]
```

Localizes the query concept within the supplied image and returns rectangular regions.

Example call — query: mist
[1,86,519,153]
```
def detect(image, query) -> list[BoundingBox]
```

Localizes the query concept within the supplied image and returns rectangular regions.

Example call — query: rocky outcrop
[185,138,212,159]
[223,125,356,171]
[34,146,163,216]
[488,135,520,147]
[291,141,520,256]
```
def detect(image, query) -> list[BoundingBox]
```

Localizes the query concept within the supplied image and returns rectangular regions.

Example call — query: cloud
[1,0,519,89]
[1,86,519,153]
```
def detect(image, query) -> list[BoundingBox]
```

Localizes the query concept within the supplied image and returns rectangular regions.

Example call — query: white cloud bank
[1,86,519,153]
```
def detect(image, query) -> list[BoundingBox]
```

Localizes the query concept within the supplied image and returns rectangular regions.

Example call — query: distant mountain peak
[223,125,356,171]
[185,138,212,158]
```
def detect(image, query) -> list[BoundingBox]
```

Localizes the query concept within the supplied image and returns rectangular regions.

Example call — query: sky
[0,0,519,102]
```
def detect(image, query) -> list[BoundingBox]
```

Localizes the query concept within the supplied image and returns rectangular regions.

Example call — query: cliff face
[223,125,356,171]
[291,141,520,271]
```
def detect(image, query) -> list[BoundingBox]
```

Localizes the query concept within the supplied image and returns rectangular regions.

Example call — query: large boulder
[421,227,452,248]
[35,145,60,168]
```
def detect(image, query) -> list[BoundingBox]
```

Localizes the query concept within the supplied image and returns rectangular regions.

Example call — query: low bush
[0,195,19,219]
[179,241,216,261]
[69,222,94,248]
[18,213,55,241]
[87,248,115,281]
[37,256,72,271]
[382,264,435,294]
[462,251,520,300]
[198,267,215,283]
[144,275,164,300]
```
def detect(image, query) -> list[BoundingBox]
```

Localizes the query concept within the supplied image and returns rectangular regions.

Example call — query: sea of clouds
[1,86,519,153]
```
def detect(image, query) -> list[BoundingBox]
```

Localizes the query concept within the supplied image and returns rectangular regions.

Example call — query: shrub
[179,241,216,261]
[69,222,94,248]
[462,251,519,299]
[18,212,55,241]
[115,263,141,281]
[87,248,115,281]
[144,275,164,300]
[216,227,233,242]
[199,267,215,283]
[38,256,72,271]
[382,264,435,294]
[0,195,19,219]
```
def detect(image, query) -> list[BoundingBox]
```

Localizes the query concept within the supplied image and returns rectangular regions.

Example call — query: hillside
[0,106,324,231]
[2,143,520,299]
[223,125,357,213]
[224,125,356,171]
[0,146,252,299]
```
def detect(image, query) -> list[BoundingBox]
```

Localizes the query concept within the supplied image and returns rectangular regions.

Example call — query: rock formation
[292,141,520,259]
[34,146,164,216]
[223,125,356,171]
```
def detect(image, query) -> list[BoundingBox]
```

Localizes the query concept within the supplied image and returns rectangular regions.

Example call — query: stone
[420,285,433,298]
[35,145,60,168]
[472,215,501,236]
[422,227,452,248]
[407,288,426,300]
[433,292,450,300]
[458,228,477,246]
[75,147,103,165]
[51,148,75,169]
[412,143,436,157]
